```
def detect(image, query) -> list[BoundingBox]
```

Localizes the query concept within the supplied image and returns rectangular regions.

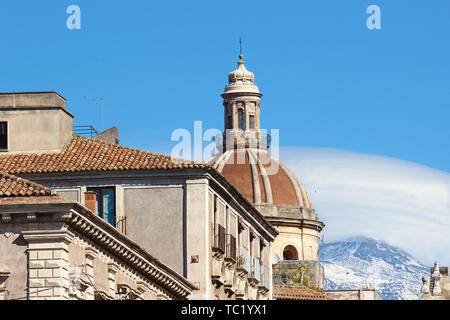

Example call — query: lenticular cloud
[279,147,450,266]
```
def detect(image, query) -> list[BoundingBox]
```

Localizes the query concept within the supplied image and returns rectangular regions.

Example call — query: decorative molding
[3,232,12,239]
[22,229,74,245]
[85,246,98,261]
[107,262,119,275]
[1,214,11,224]
[68,210,194,299]
[26,213,37,222]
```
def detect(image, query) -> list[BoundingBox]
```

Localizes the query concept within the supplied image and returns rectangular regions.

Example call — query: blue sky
[0,1,448,172]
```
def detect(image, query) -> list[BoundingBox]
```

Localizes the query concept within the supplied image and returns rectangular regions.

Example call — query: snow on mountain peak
[320,237,428,300]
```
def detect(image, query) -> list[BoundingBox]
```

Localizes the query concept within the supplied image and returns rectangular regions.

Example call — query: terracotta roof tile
[0,172,53,197]
[0,135,208,174]
[274,286,332,300]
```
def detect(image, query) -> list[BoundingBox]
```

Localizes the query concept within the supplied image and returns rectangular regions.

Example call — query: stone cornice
[67,203,196,299]
[0,201,195,299]
[266,216,325,232]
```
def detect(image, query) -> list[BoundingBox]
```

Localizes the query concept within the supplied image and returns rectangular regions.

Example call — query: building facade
[0,173,194,300]
[0,91,277,300]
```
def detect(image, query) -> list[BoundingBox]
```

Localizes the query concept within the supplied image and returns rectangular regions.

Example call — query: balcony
[236,247,250,276]
[212,225,226,256]
[258,266,270,294]
[225,234,237,264]
[248,257,260,286]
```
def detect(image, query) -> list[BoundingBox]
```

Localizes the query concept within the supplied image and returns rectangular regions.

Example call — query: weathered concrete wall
[0,224,28,300]
[0,92,66,109]
[185,178,210,300]
[92,127,119,145]
[55,189,80,202]
[124,186,184,275]
[271,225,319,262]
[0,109,73,153]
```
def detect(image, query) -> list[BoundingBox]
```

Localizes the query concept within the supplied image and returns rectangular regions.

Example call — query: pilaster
[23,229,73,300]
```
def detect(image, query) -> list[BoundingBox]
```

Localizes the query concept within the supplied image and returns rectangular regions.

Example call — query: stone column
[107,262,119,299]
[84,246,98,300]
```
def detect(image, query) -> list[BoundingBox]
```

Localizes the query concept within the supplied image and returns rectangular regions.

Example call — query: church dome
[224,55,260,95]
[209,148,312,209]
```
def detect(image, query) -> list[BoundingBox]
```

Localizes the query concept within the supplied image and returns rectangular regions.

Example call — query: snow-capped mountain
[320,237,429,300]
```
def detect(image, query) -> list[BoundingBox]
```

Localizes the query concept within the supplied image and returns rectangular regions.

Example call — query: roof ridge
[73,134,172,159]
[74,134,207,166]
[0,134,209,174]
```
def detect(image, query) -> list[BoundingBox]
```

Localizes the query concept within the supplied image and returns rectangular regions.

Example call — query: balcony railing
[226,234,236,261]
[250,257,261,283]
[237,247,250,273]
[215,225,226,253]
[74,125,99,137]
[259,265,270,289]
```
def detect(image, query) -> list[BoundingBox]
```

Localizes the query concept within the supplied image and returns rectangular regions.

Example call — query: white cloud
[280,147,450,267]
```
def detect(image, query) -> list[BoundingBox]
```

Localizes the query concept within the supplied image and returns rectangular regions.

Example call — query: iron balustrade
[216,225,226,252]
[237,247,250,272]
[226,234,237,260]
[251,257,261,282]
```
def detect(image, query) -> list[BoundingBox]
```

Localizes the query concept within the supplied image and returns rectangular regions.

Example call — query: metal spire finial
[239,37,243,60]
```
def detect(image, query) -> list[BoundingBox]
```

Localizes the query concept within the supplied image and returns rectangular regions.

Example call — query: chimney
[0,92,73,154]
[84,191,97,213]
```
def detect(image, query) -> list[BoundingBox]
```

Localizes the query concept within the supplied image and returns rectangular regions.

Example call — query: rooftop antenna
[84,96,104,132]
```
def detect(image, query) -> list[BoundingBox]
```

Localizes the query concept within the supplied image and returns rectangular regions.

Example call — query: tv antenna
[84,96,104,132]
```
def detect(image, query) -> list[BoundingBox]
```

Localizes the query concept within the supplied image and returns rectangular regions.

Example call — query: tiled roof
[0,135,208,174]
[274,286,331,300]
[0,172,53,197]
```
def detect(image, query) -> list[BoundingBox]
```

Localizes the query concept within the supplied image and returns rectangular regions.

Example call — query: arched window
[238,109,244,130]
[283,245,298,261]
[227,115,233,129]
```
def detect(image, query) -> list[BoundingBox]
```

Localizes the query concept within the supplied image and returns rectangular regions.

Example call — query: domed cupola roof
[209,149,312,209]
[224,55,261,95]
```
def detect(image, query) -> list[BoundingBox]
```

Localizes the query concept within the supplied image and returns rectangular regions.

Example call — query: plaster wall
[123,185,184,276]
[0,109,73,153]
[0,224,28,300]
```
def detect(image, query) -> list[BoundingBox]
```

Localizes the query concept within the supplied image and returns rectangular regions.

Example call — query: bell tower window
[227,115,233,129]
[238,109,244,130]
[249,115,255,130]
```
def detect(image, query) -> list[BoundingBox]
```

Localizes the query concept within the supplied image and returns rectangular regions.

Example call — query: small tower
[209,48,325,290]
[218,52,269,151]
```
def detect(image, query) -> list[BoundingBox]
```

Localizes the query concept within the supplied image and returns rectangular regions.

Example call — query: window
[216,201,226,252]
[283,245,298,261]
[227,115,233,129]
[0,122,7,150]
[238,109,244,130]
[227,213,237,260]
[249,115,255,130]
[87,187,116,226]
